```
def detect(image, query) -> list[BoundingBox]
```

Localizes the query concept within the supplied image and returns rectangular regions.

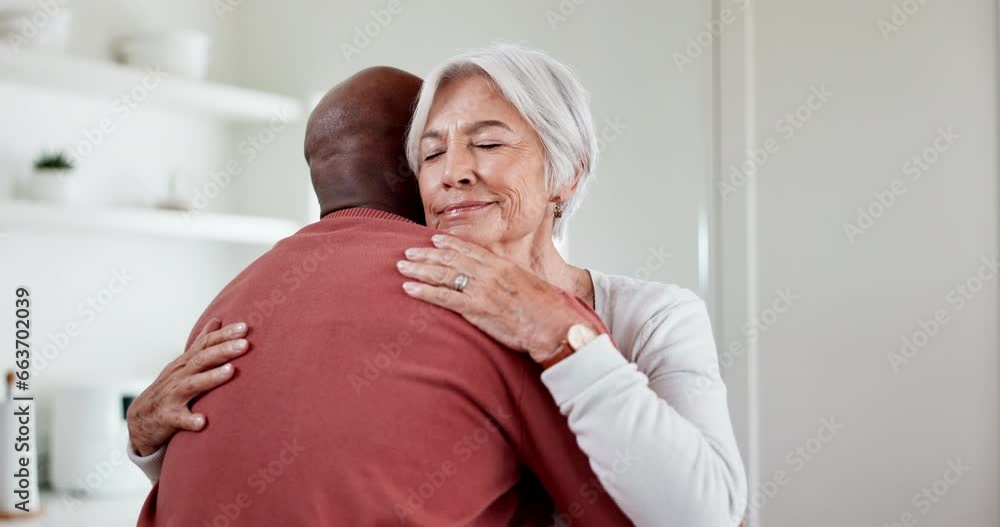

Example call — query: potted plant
[22,151,82,203]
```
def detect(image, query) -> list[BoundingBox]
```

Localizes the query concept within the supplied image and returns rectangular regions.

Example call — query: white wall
[231,0,715,293]
[721,0,998,525]
[0,0,258,489]
[12,2,992,524]
[3,0,721,494]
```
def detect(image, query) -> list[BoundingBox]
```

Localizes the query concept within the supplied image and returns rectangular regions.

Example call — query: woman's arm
[541,291,747,527]
[126,319,250,482]
[397,234,746,525]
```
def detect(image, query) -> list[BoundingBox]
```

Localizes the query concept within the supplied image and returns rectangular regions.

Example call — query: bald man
[134,67,629,526]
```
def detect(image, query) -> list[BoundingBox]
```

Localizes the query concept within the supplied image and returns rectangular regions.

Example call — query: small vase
[22,169,82,204]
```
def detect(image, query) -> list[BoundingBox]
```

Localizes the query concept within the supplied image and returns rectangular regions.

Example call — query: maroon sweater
[136,208,630,526]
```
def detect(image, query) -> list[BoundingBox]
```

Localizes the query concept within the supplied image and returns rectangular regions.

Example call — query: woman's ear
[558,164,586,200]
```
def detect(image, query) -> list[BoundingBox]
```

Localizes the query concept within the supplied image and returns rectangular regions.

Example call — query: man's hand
[127,319,250,457]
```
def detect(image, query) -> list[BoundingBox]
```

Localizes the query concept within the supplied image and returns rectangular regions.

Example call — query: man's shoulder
[184,217,437,341]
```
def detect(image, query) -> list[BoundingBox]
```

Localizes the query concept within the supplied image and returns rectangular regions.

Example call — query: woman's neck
[487,232,595,308]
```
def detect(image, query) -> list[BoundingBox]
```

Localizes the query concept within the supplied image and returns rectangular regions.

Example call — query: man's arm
[506,354,631,526]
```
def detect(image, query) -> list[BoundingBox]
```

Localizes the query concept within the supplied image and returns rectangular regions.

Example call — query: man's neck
[321,206,416,224]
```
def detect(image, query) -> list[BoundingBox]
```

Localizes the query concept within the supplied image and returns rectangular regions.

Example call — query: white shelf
[0,200,301,245]
[0,48,306,124]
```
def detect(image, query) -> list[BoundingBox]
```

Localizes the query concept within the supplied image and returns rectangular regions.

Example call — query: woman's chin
[438,223,498,246]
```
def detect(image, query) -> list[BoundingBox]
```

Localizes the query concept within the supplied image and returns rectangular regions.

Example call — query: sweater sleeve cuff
[127,438,165,483]
[540,333,629,406]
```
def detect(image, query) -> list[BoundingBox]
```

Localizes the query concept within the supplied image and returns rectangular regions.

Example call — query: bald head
[305,66,424,222]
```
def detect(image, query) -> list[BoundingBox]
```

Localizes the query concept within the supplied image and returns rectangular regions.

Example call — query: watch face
[567,323,598,350]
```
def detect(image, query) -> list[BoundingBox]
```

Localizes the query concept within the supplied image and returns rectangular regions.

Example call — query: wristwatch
[541,323,600,370]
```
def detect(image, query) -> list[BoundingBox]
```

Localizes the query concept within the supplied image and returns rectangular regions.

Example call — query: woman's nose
[441,145,478,188]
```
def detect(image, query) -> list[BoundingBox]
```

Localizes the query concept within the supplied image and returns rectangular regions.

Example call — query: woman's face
[417,74,553,250]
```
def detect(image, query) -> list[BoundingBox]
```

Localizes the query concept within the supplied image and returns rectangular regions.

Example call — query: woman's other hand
[398,234,580,364]
[126,319,249,456]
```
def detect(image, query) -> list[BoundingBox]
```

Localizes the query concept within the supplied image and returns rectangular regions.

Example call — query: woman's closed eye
[425,143,499,162]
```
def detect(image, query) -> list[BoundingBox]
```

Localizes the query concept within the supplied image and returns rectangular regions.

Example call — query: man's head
[305,66,425,222]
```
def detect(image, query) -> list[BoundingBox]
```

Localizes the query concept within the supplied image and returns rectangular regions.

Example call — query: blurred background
[0,0,995,525]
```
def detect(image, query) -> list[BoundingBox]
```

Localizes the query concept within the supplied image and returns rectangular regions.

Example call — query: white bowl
[112,31,211,79]
[0,9,72,52]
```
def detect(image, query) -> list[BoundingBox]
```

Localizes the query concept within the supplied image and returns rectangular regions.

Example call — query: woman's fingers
[188,322,247,355]
[402,281,475,314]
[430,234,495,264]
[187,339,249,372]
[404,246,479,273]
[396,261,467,289]
[178,363,236,398]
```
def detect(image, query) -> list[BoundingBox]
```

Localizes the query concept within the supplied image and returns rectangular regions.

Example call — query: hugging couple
[130,43,747,527]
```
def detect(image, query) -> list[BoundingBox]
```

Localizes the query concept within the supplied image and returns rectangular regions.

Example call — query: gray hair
[405,43,598,239]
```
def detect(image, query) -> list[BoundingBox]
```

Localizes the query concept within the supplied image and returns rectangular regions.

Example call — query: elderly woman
[127,45,747,526]
[397,44,746,527]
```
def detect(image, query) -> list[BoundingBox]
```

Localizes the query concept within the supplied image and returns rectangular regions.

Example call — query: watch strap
[541,340,576,370]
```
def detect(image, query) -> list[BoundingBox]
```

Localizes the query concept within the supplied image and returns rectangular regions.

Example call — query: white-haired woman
[393,44,747,527]
[126,44,747,526]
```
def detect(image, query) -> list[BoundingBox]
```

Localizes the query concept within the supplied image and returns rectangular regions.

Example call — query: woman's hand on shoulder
[397,234,580,364]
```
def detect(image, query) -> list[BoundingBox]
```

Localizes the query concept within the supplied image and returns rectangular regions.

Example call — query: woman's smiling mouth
[438,201,498,218]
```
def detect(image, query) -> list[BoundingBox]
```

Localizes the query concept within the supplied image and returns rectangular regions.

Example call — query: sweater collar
[321,207,416,224]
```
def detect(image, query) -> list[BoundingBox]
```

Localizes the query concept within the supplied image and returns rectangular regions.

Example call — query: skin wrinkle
[411,71,594,309]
